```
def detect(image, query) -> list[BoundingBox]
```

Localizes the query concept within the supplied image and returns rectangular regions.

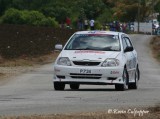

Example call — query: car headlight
[101,58,120,67]
[57,57,71,66]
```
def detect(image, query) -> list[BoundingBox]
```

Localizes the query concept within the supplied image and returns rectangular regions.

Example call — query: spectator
[66,17,71,28]
[109,22,113,31]
[84,18,89,30]
[122,23,127,33]
[60,22,65,29]
[112,21,116,31]
[77,17,83,30]
[116,21,120,32]
[90,19,95,30]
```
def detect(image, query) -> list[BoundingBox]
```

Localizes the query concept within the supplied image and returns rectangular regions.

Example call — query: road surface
[0,34,160,116]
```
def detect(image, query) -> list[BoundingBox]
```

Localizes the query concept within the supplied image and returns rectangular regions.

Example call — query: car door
[122,36,136,80]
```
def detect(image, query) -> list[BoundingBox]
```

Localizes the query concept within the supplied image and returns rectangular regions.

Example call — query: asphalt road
[0,34,160,116]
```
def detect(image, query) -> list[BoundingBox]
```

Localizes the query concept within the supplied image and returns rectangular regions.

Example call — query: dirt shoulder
[0,106,160,119]
[150,36,160,62]
[0,52,59,82]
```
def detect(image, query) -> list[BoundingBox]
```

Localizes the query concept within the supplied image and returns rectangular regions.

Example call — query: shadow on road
[64,88,117,92]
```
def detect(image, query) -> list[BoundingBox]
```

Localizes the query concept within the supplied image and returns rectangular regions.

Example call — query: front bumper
[53,65,124,85]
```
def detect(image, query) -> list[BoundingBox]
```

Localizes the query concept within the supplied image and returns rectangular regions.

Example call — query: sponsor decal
[111,71,119,74]
[75,50,105,54]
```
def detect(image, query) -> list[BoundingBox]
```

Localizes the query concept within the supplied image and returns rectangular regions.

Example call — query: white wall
[134,22,152,34]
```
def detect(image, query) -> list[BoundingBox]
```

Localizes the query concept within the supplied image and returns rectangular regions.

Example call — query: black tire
[115,68,128,91]
[54,82,65,90]
[128,68,139,89]
[138,67,140,80]
[70,84,80,90]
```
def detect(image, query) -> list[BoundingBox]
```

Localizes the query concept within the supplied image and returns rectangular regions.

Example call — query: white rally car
[53,31,140,91]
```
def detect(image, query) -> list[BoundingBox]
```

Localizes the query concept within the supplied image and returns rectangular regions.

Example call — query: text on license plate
[80,69,91,74]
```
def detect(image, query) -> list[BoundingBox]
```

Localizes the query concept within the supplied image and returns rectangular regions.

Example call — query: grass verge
[150,36,160,62]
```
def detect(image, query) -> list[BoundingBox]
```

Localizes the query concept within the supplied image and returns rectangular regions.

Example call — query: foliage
[155,1,160,21]
[0,8,23,24]
[97,8,114,23]
[0,8,58,27]
[0,0,160,27]
[74,0,105,19]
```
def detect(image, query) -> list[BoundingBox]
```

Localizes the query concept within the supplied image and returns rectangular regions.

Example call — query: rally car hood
[59,50,120,61]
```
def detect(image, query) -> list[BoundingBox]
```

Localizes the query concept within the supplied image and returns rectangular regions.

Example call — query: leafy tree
[0,8,58,27]
[41,6,71,23]
[74,0,105,19]
[155,0,160,12]
[0,0,12,15]
[0,8,24,24]
[97,8,114,23]
[155,1,160,21]
[0,0,160,26]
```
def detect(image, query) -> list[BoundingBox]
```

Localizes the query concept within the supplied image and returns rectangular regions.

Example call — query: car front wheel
[115,68,128,91]
[128,68,139,89]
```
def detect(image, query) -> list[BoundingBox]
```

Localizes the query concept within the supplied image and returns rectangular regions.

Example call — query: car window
[65,34,120,51]
[122,37,127,50]
[124,37,133,47]
[122,36,133,50]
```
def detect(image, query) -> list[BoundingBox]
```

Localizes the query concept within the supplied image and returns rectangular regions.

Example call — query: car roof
[75,31,123,35]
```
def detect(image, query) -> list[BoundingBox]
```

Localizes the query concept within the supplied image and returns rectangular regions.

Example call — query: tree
[155,1,160,21]
[0,0,12,15]
[75,0,105,19]
[0,8,58,27]
[1,0,160,26]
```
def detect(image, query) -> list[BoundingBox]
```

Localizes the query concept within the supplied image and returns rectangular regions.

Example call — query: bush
[94,21,102,30]
[97,8,113,24]
[0,8,24,24]
[0,8,58,27]
[40,17,58,27]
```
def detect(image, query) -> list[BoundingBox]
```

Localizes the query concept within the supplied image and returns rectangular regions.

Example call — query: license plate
[80,69,91,74]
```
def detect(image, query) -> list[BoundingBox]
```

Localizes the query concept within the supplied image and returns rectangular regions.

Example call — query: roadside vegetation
[0,8,58,27]
[0,0,160,28]
[150,36,160,62]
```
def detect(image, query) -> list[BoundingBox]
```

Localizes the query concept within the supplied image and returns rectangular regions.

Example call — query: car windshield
[64,34,120,51]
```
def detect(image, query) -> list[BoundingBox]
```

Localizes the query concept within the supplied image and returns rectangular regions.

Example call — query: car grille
[73,61,101,66]
[70,73,102,79]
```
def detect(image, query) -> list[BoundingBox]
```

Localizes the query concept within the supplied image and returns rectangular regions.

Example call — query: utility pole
[152,0,154,35]
[137,0,141,33]
[152,0,154,20]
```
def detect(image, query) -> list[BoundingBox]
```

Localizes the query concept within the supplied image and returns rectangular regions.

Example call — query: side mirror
[124,46,133,53]
[55,44,63,51]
